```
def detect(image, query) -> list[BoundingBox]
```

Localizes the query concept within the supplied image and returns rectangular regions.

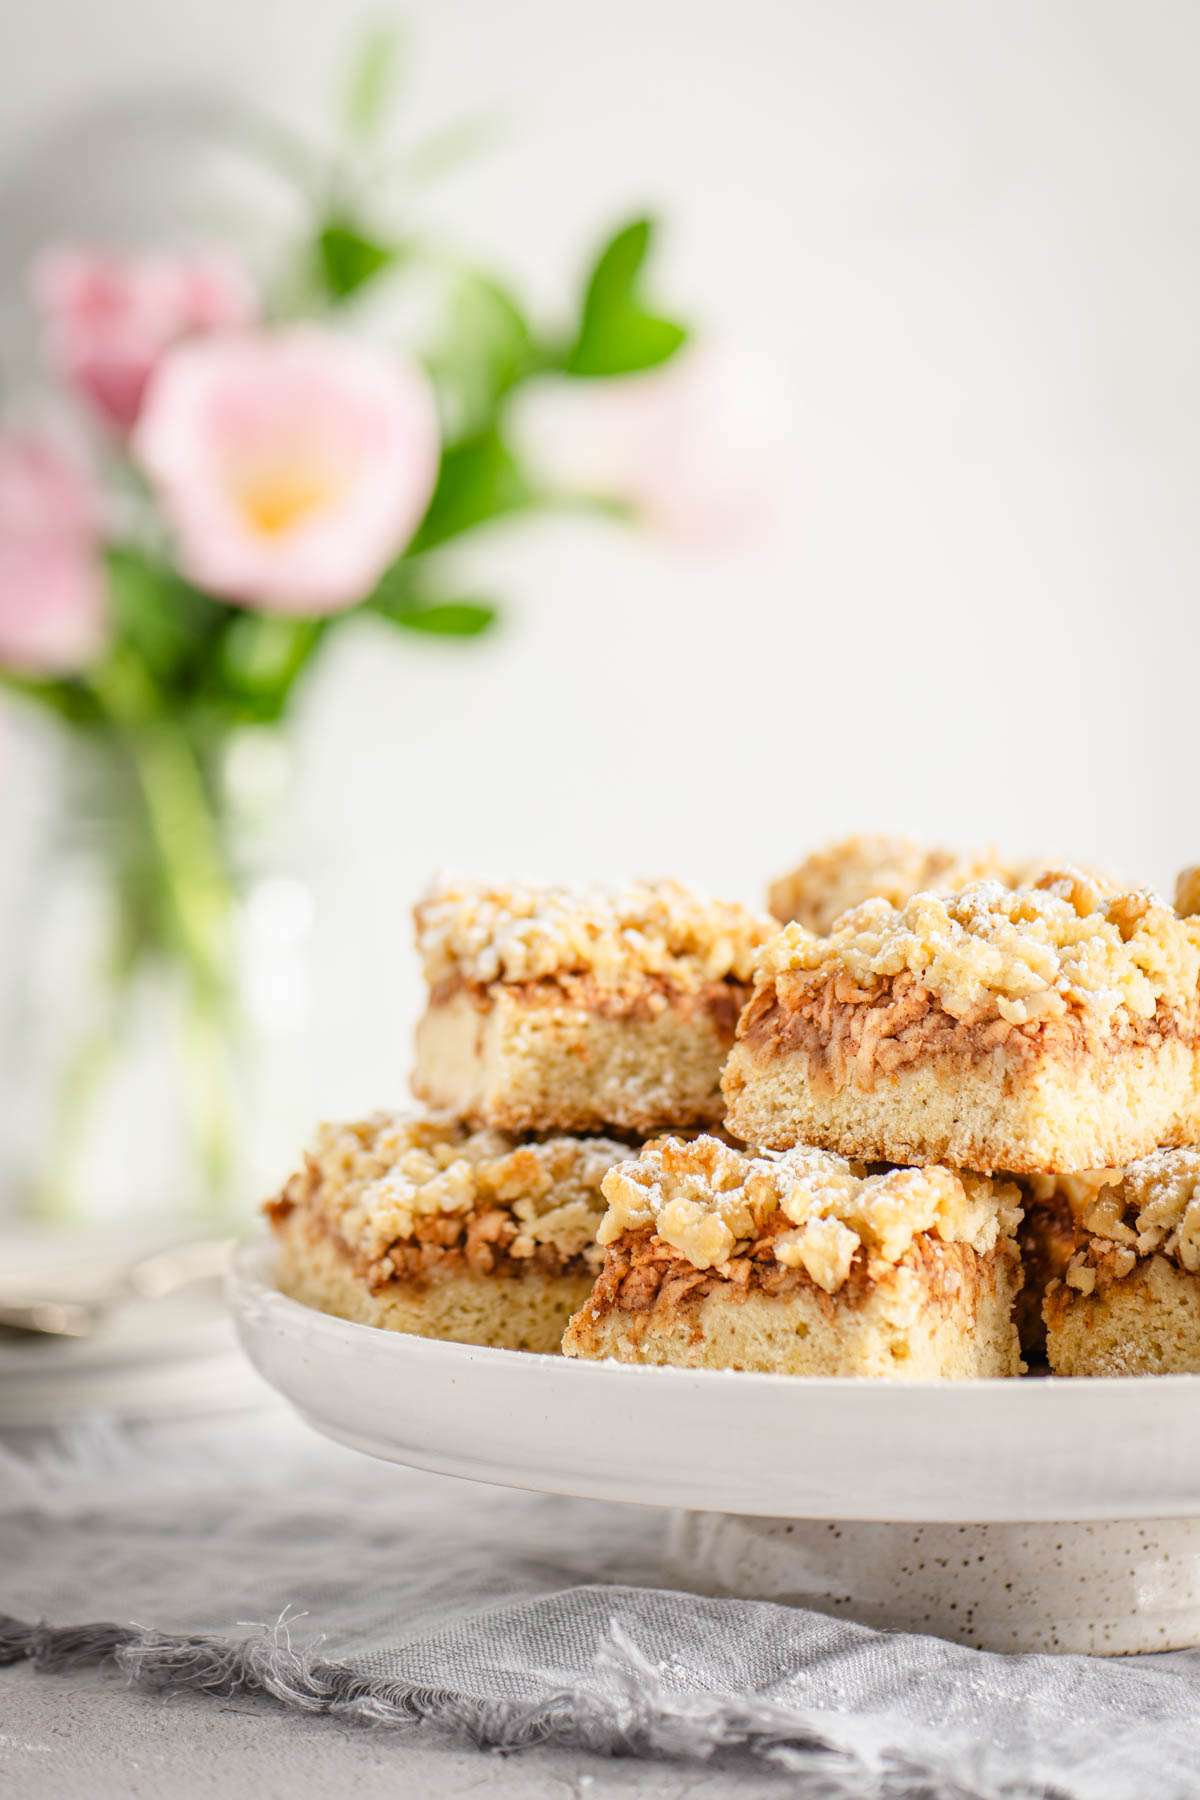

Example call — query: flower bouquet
[0,32,697,1222]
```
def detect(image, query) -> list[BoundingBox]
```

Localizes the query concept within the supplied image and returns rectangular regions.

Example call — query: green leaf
[105,546,219,686]
[377,598,498,637]
[367,561,499,639]
[0,669,101,728]
[317,220,397,300]
[425,272,534,440]
[400,113,502,185]
[408,431,534,552]
[342,22,406,140]
[565,216,689,377]
[215,614,326,723]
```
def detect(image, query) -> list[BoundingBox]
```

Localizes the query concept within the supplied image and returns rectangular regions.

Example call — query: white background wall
[1,1,1196,1184]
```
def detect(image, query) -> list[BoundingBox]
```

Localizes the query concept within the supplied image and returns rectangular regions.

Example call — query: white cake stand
[230,1243,1200,1655]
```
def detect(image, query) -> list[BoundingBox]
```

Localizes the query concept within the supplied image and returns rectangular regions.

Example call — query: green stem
[125,726,241,1220]
[123,722,235,993]
[86,664,244,1220]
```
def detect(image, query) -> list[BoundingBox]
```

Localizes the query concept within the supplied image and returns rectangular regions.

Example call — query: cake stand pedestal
[668,1512,1200,1655]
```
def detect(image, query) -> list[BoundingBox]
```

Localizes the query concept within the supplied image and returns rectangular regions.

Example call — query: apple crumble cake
[723,872,1200,1174]
[1042,1147,1200,1375]
[562,1134,1024,1378]
[266,1112,629,1352]
[765,834,1117,934]
[412,876,776,1134]
[1177,866,1200,918]
[768,835,1029,934]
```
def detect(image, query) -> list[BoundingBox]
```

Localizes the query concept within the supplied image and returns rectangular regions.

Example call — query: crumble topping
[767,834,1115,934]
[414,876,775,992]
[768,835,1027,934]
[753,876,1199,1031]
[596,1133,1020,1294]
[1063,1146,1200,1292]
[1177,867,1200,919]
[273,1112,626,1274]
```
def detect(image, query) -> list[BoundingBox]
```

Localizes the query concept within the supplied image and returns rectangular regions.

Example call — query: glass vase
[1,721,310,1228]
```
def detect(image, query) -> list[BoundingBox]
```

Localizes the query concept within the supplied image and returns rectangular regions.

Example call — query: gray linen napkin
[1,1409,1198,1799]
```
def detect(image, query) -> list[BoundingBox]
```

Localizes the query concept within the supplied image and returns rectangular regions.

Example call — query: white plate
[0,1228,269,1425]
[230,1242,1200,1526]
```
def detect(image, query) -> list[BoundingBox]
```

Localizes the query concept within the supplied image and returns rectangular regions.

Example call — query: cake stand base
[667,1512,1200,1655]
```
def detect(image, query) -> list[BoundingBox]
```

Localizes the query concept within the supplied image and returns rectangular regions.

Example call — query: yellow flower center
[233,463,346,537]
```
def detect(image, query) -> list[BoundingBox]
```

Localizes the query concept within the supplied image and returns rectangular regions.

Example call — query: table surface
[0,1390,794,1800]
[1,1662,794,1799]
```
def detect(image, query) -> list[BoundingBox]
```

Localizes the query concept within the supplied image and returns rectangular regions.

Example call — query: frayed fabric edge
[0,1611,1064,1800]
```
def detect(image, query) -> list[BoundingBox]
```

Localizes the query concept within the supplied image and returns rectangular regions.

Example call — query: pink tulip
[0,436,106,674]
[33,247,258,436]
[132,327,439,613]
[512,345,790,549]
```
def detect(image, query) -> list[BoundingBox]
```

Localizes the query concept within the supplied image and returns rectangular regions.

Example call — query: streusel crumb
[1063,1146,1200,1291]
[415,877,775,992]
[596,1134,1020,1294]
[279,1113,627,1269]
[755,878,1200,1030]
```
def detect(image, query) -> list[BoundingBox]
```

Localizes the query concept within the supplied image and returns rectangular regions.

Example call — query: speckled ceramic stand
[668,1514,1200,1655]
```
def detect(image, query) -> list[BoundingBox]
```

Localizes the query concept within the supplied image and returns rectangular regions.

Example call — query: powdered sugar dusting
[415,875,775,990]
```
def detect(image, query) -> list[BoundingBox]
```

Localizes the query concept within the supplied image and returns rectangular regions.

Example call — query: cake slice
[1043,1147,1200,1375]
[562,1134,1024,1378]
[1177,867,1200,918]
[768,834,1028,933]
[723,872,1200,1174]
[266,1112,629,1352]
[766,834,1116,934]
[412,876,776,1134]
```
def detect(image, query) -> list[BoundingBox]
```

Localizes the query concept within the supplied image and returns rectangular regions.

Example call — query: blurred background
[0,0,1196,1224]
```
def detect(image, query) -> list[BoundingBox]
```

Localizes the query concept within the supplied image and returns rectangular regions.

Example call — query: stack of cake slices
[267,845,1200,1379]
[267,877,776,1353]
